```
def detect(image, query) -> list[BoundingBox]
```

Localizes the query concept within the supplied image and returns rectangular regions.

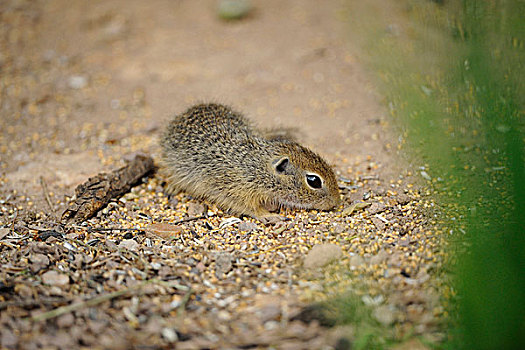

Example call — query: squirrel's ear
[273,157,290,174]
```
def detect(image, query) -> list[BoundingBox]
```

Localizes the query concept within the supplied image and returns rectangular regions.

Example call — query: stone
[29,253,50,272]
[370,249,389,265]
[119,239,139,251]
[30,253,50,265]
[56,313,75,328]
[0,329,17,348]
[303,244,343,269]
[15,284,33,298]
[215,252,233,277]
[196,262,206,272]
[368,202,386,215]
[42,270,69,286]
[349,255,364,268]
[284,321,309,338]
[329,325,355,350]
[161,328,178,343]
[187,202,206,217]
[373,305,396,326]
[253,295,281,322]
[218,0,252,20]
[0,227,9,239]
[238,221,259,232]
[68,75,88,89]
[371,217,386,230]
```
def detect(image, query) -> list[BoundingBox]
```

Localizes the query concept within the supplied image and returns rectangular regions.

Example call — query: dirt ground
[1,1,446,349]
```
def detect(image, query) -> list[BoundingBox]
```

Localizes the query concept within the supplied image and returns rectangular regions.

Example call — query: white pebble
[68,75,88,89]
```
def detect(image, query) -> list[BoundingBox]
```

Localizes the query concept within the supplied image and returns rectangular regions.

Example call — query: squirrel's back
[163,103,255,147]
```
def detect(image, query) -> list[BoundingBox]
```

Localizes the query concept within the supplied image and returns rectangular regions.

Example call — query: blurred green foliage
[344,0,524,348]
[298,294,394,350]
[450,2,524,348]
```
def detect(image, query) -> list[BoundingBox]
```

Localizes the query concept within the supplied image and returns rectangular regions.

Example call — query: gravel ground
[1,1,448,349]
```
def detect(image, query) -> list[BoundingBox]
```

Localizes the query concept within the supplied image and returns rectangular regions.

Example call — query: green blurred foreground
[344,0,524,348]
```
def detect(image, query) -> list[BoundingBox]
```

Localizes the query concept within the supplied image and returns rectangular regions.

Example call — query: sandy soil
[1,0,398,191]
[0,1,443,349]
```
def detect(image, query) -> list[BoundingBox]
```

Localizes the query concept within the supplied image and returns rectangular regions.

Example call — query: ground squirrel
[160,103,340,220]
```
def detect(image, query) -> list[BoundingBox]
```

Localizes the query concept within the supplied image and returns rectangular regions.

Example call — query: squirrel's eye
[306,174,323,189]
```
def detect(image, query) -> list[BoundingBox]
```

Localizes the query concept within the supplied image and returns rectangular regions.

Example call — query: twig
[360,175,379,181]
[28,225,60,232]
[172,215,207,225]
[61,155,155,224]
[30,285,139,322]
[177,288,193,315]
[0,240,17,248]
[87,227,146,233]
[68,238,92,249]
[0,297,65,311]
[155,279,191,292]
[39,176,56,218]
[29,278,189,322]
[11,206,18,230]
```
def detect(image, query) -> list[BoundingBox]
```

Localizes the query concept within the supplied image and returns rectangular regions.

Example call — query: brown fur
[160,103,340,219]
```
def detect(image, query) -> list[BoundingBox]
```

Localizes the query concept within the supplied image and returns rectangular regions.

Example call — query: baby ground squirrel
[160,103,340,220]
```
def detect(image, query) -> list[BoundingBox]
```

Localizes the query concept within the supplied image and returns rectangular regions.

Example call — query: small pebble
[420,171,432,181]
[14,284,33,298]
[238,221,258,232]
[370,249,389,265]
[215,252,233,277]
[187,202,206,217]
[119,239,139,251]
[303,244,343,269]
[0,227,10,239]
[349,255,364,268]
[42,270,70,286]
[68,75,88,89]
[56,313,75,328]
[161,328,178,343]
[373,305,396,326]
[217,0,252,20]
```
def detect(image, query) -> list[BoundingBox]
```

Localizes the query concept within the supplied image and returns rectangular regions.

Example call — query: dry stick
[61,154,155,225]
[177,288,193,316]
[172,215,207,225]
[87,227,147,233]
[29,279,190,322]
[0,297,65,311]
[10,206,18,230]
[39,176,56,218]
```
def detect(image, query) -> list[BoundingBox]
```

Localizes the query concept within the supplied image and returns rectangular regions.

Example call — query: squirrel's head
[267,142,340,211]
